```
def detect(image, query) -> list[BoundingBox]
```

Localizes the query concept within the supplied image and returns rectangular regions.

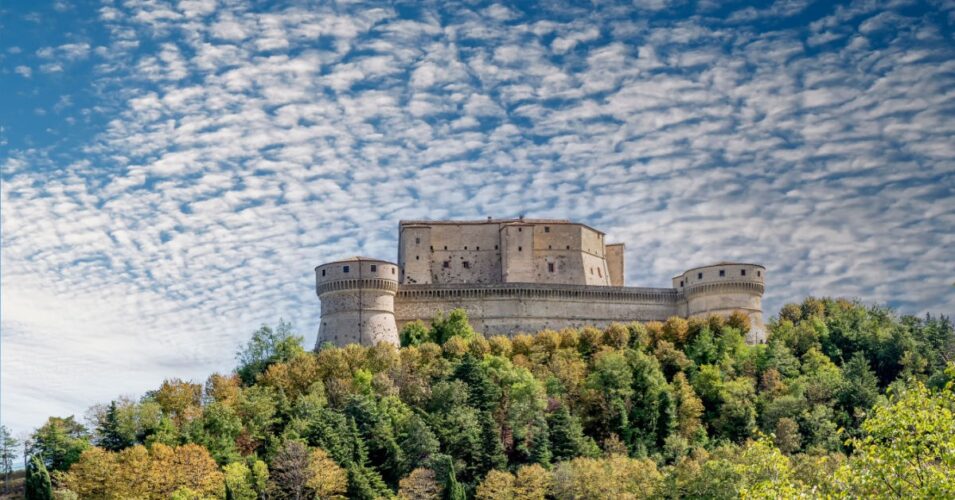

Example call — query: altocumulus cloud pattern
[1,0,953,436]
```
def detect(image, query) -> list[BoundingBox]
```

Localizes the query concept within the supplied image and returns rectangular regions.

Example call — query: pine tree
[98,401,133,451]
[25,456,52,500]
[528,416,552,466]
[548,404,585,462]
[427,454,466,500]
[479,411,506,474]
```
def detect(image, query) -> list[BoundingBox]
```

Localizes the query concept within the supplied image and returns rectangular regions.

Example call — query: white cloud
[14,65,31,77]
[2,0,954,441]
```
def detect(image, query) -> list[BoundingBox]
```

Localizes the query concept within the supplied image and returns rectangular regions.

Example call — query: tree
[308,448,348,499]
[548,404,587,462]
[672,372,704,442]
[475,469,514,500]
[479,411,507,475]
[28,416,90,471]
[552,455,662,498]
[400,321,432,347]
[25,455,52,500]
[430,309,475,345]
[59,447,118,498]
[270,441,312,500]
[398,468,442,499]
[236,320,304,385]
[95,400,135,451]
[513,464,551,500]
[835,380,955,497]
[223,461,257,500]
[0,426,18,493]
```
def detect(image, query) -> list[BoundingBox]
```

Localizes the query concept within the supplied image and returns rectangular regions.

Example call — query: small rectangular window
[476,246,480,250]
[719,270,725,277]
[415,237,420,244]
[322,269,326,276]
[679,280,683,287]
[344,265,350,273]
[416,256,419,260]
[391,267,395,274]
[463,261,470,269]
[464,246,468,250]
[757,271,761,277]
[518,228,522,232]
[566,245,570,250]
[444,246,448,250]
[370,264,377,272]
[495,245,498,250]
[548,263,554,272]
[697,272,702,279]
[518,246,522,251]
[741,269,746,276]
[544,226,550,233]
[548,245,552,249]
[430,246,434,251]
[443,261,450,268]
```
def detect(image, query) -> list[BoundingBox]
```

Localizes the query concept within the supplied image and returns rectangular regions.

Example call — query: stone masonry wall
[394,283,683,336]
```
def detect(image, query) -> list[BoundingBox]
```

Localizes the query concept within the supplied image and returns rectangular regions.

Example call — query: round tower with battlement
[315,257,400,348]
[673,262,766,343]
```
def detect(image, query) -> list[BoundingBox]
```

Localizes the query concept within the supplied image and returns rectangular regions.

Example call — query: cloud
[14,65,31,77]
[1,0,954,440]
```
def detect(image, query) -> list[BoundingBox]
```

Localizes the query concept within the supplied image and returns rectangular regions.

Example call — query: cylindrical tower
[315,257,400,349]
[673,262,766,343]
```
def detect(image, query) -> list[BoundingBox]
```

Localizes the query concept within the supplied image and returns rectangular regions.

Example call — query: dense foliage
[26,298,955,499]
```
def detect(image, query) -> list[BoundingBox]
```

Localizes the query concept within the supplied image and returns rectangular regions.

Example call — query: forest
[7,297,955,499]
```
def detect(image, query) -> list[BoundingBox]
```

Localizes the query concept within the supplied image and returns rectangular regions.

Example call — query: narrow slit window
[597,268,602,278]
[548,262,554,272]
[518,246,522,251]
[416,256,419,260]
[697,272,702,279]
[322,269,326,276]
[494,245,498,250]
[566,245,570,250]
[444,246,448,250]
[679,280,683,287]
[391,267,395,275]
[757,271,761,277]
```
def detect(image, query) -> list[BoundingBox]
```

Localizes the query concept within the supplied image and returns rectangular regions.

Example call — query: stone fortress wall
[315,218,766,348]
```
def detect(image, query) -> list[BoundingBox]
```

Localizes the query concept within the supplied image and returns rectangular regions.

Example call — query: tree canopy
[29,303,955,499]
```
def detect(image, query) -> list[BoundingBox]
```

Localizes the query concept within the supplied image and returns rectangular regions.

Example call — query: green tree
[94,400,135,451]
[0,425,18,494]
[25,455,53,500]
[835,379,955,497]
[28,416,90,471]
[400,320,432,347]
[236,320,304,385]
[431,309,475,345]
[548,404,587,462]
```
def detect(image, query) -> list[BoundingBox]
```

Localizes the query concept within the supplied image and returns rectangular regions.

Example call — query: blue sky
[1,0,953,439]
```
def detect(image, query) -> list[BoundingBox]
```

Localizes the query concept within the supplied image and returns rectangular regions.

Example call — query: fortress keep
[315,218,766,348]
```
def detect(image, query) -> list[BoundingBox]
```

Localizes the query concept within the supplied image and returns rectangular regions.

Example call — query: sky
[1,0,954,439]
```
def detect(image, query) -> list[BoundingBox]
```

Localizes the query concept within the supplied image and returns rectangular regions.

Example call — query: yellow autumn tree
[307,448,347,499]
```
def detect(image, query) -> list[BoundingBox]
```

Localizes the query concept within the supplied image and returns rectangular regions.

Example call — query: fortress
[315,218,766,348]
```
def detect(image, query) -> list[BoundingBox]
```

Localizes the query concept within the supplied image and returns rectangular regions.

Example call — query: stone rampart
[394,283,685,335]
